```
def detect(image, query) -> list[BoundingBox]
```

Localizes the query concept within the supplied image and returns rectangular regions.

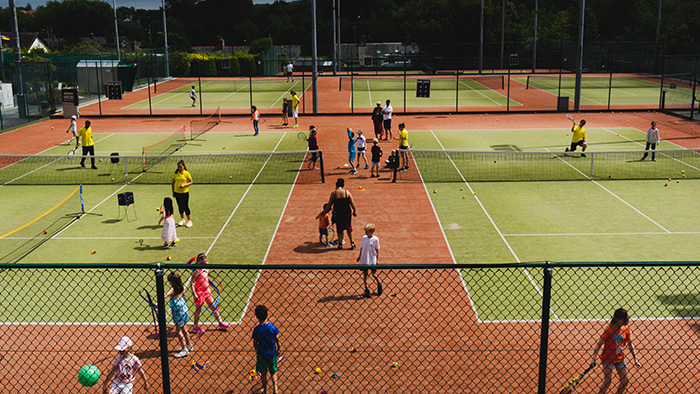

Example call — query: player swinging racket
[565,118,587,157]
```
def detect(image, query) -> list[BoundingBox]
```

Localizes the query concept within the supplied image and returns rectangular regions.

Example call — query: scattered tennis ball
[43,230,47,234]
[314,367,321,374]
[494,160,497,163]
[492,124,495,126]
[462,195,466,199]
[683,174,686,178]
[223,146,226,149]
[99,159,102,162]
[567,133,569,136]
[229,176,232,179]
[166,256,171,260]
[391,362,398,367]
[682,170,685,173]
[473,192,477,195]
[608,175,612,178]
[669,178,672,181]
[350,346,357,352]
[51,126,54,130]
[433,189,437,193]
[358,186,362,189]
[460,187,464,191]
[616,134,619,136]
[664,183,668,187]
[175,239,180,242]
[111,177,114,181]
[677,180,680,183]
[676,121,679,124]
[92,250,96,254]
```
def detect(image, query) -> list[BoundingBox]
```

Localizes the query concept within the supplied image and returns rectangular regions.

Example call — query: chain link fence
[1,262,698,393]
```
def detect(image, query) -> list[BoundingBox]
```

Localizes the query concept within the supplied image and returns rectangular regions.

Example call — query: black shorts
[399,145,409,150]
[383,119,392,130]
[569,140,585,151]
[360,267,377,274]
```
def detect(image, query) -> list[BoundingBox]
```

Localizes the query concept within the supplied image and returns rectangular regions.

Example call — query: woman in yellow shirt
[172,160,194,227]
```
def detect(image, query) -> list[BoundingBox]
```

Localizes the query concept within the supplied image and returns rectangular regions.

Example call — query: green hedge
[170,52,256,77]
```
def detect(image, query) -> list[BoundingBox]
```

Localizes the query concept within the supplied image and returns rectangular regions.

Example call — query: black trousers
[173,192,191,216]
[80,145,95,167]
[642,142,657,159]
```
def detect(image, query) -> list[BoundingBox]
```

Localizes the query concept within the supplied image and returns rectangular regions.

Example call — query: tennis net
[351,74,505,92]
[0,186,84,263]
[0,151,324,185]
[392,148,700,182]
[525,73,693,90]
[142,125,187,171]
[190,106,221,140]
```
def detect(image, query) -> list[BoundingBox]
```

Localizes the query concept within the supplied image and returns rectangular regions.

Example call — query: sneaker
[364,289,371,298]
[170,241,177,247]
[188,345,194,352]
[350,242,356,250]
[581,153,586,158]
[404,166,410,171]
[192,325,205,334]
[651,158,656,162]
[91,166,98,170]
[377,283,383,296]
[218,322,230,330]
[186,221,193,228]
[364,164,369,169]
[174,348,189,358]
[80,163,86,168]
[313,167,319,170]
[177,220,185,226]
[565,148,569,152]
[163,244,169,249]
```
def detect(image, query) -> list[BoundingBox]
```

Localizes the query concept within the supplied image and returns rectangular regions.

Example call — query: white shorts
[292,109,299,118]
[110,381,134,394]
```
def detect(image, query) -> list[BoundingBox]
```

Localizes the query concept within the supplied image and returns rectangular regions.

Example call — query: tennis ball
[99,159,102,162]
[462,195,466,199]
[683,174,686,178]
[43,230,48,234]
[460,187,463,191]
[433,189,437,193]
[166,256,171,261]
[51,126,54,130]
[175,239,180,243]
[682,170,685,173]
[156,207,160,211]
[358,186,362,189]
[608,175,612,178]
[92,250,96,254]
[315,367,321,374]
[616,134,619,136]
[351,346,357,352]
[664,183,668,187]
[111,177,115,181]
[566,133,569,136]
[677,180,680,183]
[223,146,226,149]
[473,192,477,195]
[494,160,497,163]
[669,178,672,181]
[492,124,495,126]
[229,176,232,179]
[391,362,398,367]
[78,365,100,387]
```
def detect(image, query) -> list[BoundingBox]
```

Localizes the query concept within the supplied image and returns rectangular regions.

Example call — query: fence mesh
[0,263,698,394]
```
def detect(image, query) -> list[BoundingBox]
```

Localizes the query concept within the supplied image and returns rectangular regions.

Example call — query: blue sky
[1,0,275,9]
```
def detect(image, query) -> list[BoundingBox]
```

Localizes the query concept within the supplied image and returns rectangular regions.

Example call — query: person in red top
[189,253,230,334]
[251,105,260,136]
[590,308,641,394]
[307,126,320,170]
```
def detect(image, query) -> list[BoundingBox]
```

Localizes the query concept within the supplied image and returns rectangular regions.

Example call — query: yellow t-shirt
[78,126,94,147]
[292,94,300,110]
[571,125,586,143]
[399,128,409,147]
[172,170,192,193]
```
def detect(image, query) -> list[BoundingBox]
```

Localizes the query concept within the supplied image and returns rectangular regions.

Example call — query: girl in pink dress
[158,197,177,249]
[190,253,230,333]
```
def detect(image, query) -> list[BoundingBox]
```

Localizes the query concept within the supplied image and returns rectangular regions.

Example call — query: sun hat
[114,336,133,351]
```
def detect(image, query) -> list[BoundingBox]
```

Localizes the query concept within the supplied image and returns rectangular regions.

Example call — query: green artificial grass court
[351,76,520,108]
[0,129,310,323]
[126,79,312,110]
[512,75,683,106]
[408,127,700,322]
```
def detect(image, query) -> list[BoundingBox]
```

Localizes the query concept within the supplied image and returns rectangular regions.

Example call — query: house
[0,32,49,52]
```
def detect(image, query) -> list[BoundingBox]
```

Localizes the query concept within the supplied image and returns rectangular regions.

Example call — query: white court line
[367,80,373,107]
[463,78,524,106]
[504,231,700,237]
[430,130,559,320]
[222,81,253,101]
[458,79,501,106]
[545,147,670,233]
[605,127,700,174]
[5,236,216,240]
[271,80,300,107]
[411,137,481,322]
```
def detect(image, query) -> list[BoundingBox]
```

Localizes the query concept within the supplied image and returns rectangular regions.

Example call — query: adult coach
[565,119,587,157]
[291,90,300,128]
[321,178,357,250]
[189,86,197,107]
[172,160,193,228]
[382,99,393,141]
[307,126,320,170]
[641,121,660,161]
[286,61,294,82]
[78,120,97,169]
[397,122,410,171]
[371,101,384,140]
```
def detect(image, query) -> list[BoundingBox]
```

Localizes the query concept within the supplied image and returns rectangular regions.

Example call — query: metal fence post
[155,264,171,394]
[537,264,553,394]
[319,150,325,183]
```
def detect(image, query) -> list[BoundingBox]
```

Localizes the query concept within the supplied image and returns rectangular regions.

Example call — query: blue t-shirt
[252,322,279,359]
[348,129,356,154]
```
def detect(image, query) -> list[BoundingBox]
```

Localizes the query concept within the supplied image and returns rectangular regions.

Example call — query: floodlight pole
[311,0,318,113]
[162,0,170,77]
[500,0,505,70]
[574,0,585,111]
[655,0,662,71]
[532,0,538,73]
[8,0,26,118]
[112,0,121,60]
[332,0,337,75]
[479,0,484,74]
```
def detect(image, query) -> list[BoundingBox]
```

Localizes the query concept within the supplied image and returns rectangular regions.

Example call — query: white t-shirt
[357,134,366,149]
[112,354,142,384]
[646,127,660,144]
[287,63,294,73]
[383,105,393,120]
[359,235,380,265]
[189,88,196,99]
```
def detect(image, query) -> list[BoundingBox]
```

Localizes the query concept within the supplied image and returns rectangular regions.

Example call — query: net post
[79,184,84,213]
[141,147,146,172]
[536,264,553,394]
[155,264,172,394]
[319,150,325,183]
[391,150,398,183]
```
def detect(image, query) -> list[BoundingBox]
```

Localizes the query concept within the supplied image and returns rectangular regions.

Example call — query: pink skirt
[161,216,177,243]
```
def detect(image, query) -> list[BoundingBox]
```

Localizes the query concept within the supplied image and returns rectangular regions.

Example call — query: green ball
[78,365,100,387]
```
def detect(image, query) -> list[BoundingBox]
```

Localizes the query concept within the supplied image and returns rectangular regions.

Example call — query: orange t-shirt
[316,212,330,229]
[600,324,631,364]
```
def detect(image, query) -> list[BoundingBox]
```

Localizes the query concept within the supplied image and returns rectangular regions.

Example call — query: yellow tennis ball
[99,159,102,162]
[314,367,321,374]
[462,195,466,199]
[166,256,171,260]
[111,177,114,181]
[51,126,54,130]
[433,190,437,193]
[460,187,464,191]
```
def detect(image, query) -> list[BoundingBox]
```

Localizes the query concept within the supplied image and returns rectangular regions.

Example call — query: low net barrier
[0,262,698,393]
[142,125,188,172]
[190,106,222,140]
[0,151,324,185]
[392,148,700,183]
[346,74,505,92]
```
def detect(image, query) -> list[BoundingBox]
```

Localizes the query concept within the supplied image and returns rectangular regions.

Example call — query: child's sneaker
[364,289,371,298]
[218,322,230,330]
[174,348,189,358]
[188,345,194,352]
[163,244,169,249]
[192,325,205,334]
[377,283,383,296]
[169,241,177,247]
[364,164,369,169]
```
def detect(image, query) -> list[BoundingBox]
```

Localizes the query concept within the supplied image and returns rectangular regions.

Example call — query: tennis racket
[297,131,307,141]
[326,227,336,246]
[566,113,576,124]
[259,116,267,124]
[560,364,595,394]
[67,145,79,157]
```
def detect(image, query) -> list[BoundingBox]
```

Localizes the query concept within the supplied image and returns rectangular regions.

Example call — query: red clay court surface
[1,112,700,393]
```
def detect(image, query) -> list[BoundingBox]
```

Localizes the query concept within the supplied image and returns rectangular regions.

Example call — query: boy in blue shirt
[252,305,281,394]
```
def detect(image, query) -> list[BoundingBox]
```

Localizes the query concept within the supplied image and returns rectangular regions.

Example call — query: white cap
[71,115,77,119]
[377,101,381,105]
[114,336,133,351]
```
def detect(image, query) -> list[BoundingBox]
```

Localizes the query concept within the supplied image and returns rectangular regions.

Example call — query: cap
[377,101,381,105]
[71,115,77,119]
[114,336,133,351]
[358,130,363,134]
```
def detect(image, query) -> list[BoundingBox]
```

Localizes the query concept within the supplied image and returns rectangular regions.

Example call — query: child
[165,272,193,358]
[590,308,641,394]
[158,197,177,249]
[251,105,260,136]
[307,126,319,170]
[103,336,149,394]
[65,114,79,148]
[370,138,382,177]
[189,86,197,107]
[347,128,357,175]
[356,223,382,298]
[190,253,230,333]
[281,98,289,126]
[316,203,332,246]
[252,305,281,394]
[356,130,369,170]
